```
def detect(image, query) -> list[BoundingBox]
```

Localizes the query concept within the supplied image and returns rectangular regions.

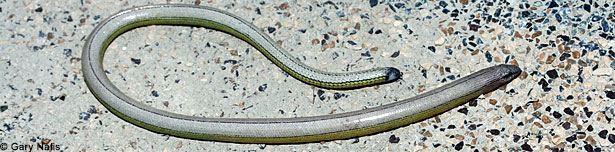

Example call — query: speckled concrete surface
[1,0,614,151]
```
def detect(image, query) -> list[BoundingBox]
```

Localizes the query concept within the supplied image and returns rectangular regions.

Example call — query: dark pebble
[446,75,456,80]
[151,90,159,97]
[317,89,325,101]
[258,84,267,92]
[559,53,570,61]
[548,0,559,8]
[331,52,339,60]
[599,130,608,139]
[369,0,378,7]
[583,4,591,12]
[361,51,371,57]
[602,19,610,32]
[485,51,492,62]
[454,141,463,150]
[63,49,72,57]
[87,105,98,113]
[347,138,358,144]
[457,107,468,115]
[587,125,593,131]
[566,95,574,100]
[548,25,556,31]
[451,9,459,17]
[390,50,400,58]
[469,24,480,31]
[584,144,594,152]
[557,35,570,42]
[521,11,530,18]
[130,58,141,65]
[79,112,91,120]
[59,94,66,101]
[494,8,502,17]
[439,1,448,7]
[584,107,593,117]
[565,134,576,142]
[468,99,478,107]
[4,123,13,131]
[0,105,7,112]
[333,92,344,100]
[468,124,477,130]
[427,46,436,52]
[564,108,574,115]
[609,134,615,143]
[33,46,43,52]
[388,135,400,143]
[521,143,532,151]
[552,111,562,119]
[562,122,571,130]
[605,91,615,99]
[489,129,500,135]
[546,69,558,79]
[223,60,237,64]
[267,27,276,33]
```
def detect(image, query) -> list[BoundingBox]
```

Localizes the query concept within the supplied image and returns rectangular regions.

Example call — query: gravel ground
[1,0,614,151]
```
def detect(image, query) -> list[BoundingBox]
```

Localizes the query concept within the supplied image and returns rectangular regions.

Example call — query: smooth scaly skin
[82,4,521,144]
[86,4,400,89]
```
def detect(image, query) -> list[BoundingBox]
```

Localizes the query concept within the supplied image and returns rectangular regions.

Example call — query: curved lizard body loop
[82,4,521,144]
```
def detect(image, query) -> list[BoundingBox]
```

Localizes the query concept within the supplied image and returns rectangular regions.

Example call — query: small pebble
[0,105,8,112]
[592,68,612,76]
[388,135,400,143]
